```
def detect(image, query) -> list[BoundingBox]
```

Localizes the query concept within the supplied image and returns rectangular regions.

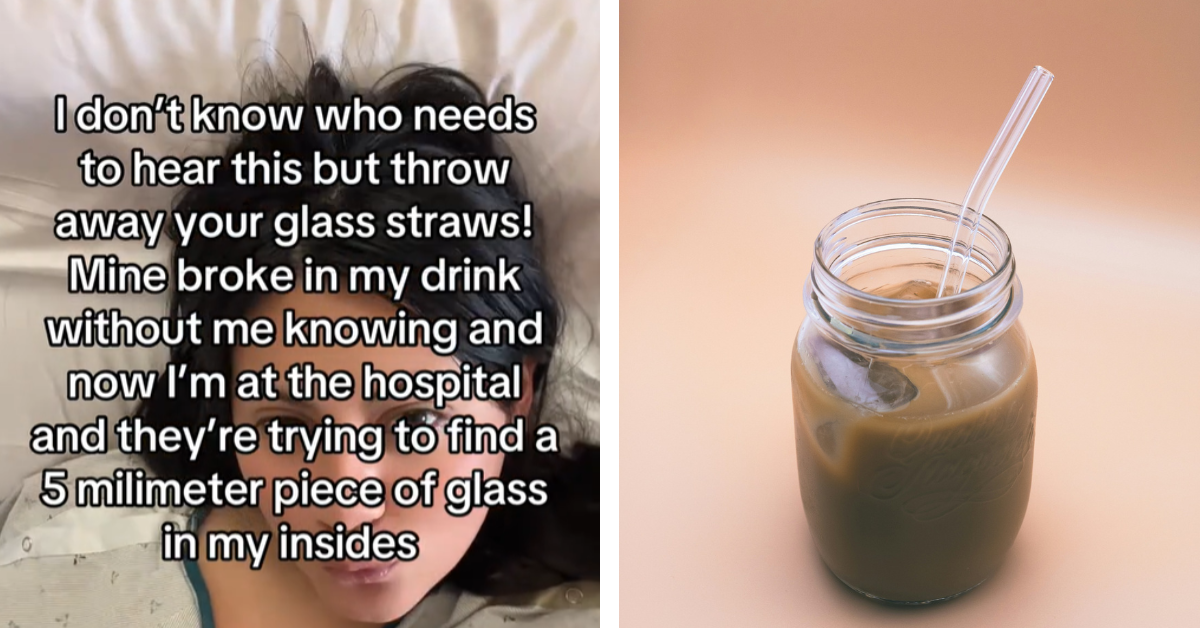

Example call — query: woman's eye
[395,409,443,428]
[258,416,307,431]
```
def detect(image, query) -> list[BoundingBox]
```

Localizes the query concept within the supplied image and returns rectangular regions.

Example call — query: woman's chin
[319,587,416,623]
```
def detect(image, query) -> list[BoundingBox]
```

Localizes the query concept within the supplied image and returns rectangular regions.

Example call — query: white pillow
[0,272,169,520]
[0,0,599,507]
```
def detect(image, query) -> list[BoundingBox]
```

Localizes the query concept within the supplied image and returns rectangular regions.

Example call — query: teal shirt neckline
[183,509,405,628]
[183,509,217,628]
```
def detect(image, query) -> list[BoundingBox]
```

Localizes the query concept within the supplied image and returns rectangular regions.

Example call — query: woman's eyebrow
[259,378,432,410]
[365,398,424,408]
[265,380,318,407]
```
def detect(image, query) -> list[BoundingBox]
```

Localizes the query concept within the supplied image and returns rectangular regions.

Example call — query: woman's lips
[321,561,400,587]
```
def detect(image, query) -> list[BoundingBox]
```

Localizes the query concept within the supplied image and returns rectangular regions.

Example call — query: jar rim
[813,198,1014,306]
[805,198,1021,358]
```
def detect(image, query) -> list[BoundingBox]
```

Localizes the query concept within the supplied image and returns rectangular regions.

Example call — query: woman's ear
[513,357,538,422]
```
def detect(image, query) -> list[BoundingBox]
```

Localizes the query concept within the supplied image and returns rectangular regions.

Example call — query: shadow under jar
[791,199,1038,605]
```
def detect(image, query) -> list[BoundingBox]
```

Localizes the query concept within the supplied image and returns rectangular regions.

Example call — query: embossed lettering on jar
[790,199,1037,605]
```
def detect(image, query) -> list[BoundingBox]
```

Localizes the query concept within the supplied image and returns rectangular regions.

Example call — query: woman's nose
[314,450,388,531]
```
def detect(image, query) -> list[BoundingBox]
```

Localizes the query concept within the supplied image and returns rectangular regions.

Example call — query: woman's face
[231,290,524,622]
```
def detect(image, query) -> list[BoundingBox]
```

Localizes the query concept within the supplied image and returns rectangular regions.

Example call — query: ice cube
[811,337,919,413]
[814,422,838,456]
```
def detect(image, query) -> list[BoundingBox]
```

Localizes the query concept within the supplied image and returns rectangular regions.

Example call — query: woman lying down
[0,61,599,628]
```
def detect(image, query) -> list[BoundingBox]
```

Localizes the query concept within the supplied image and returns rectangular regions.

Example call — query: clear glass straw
[936,66,1055,297]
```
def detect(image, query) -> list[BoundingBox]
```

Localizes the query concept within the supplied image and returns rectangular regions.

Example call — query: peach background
[620,1,1200,626]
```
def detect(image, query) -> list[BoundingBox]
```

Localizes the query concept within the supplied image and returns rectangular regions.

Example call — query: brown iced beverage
[792,200,1037,604]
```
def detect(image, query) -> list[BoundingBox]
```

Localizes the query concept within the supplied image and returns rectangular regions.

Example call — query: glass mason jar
[791,199,1037,605]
